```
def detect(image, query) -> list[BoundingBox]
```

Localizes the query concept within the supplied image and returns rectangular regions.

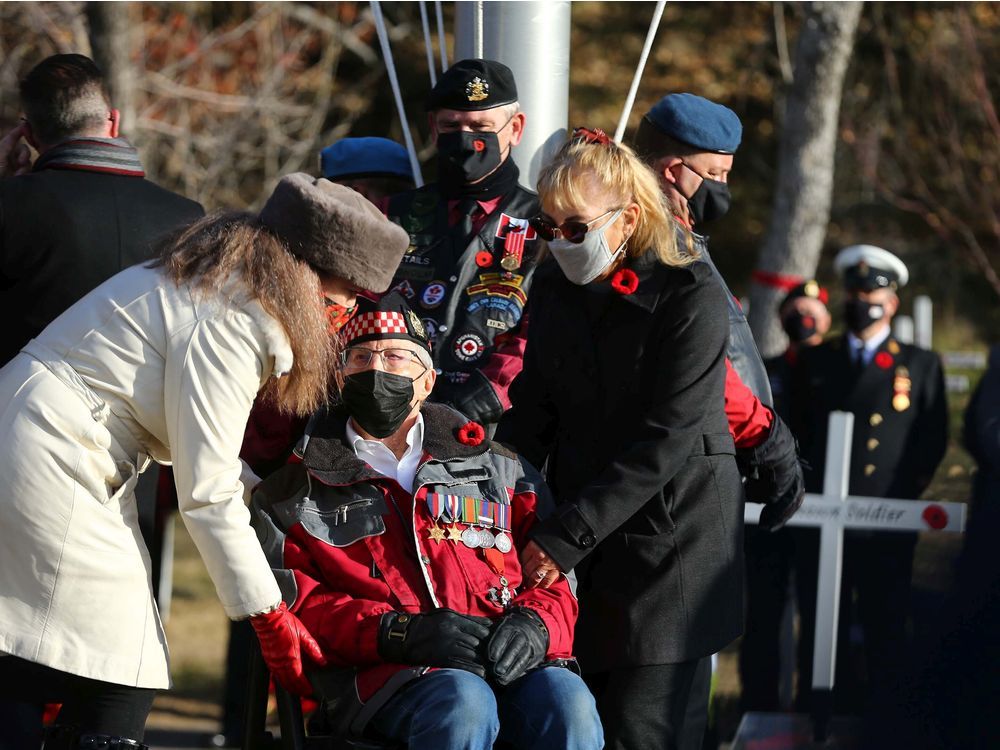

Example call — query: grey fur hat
[259,173,409,293]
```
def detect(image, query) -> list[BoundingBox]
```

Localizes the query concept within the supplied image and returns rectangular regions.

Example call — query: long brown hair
[154,211,335,416]
[536,136,695,268]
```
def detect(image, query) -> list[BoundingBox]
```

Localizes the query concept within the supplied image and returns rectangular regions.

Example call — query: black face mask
[341,370,416,438]
[686,176,731,225]
[782,312,818,343]
[843,299,885,334]
[437,129,506,186]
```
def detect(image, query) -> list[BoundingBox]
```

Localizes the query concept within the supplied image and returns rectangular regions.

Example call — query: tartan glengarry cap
[258,173,410,293]
[425,58,518,112]
[341,291,431,353]
[834,245,909,291]
[644,92,743,154]
[320,137,414,182]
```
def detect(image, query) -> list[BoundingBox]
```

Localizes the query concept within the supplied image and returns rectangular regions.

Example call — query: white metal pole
[914,294,933,349]
[614,0,667,143]
[456,1,572,189]
[893,314,915,345]
[370,0,425,187]
[418,0,437,86]
[435,0,448,70]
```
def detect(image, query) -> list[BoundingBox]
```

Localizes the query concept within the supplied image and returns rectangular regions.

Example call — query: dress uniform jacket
[0,166,203,365]
[387,184,540,425]
[791,334,948,500]
[0,264,288,688]
[789,333,948,710]
[496,252,745,671]
[249,403,577,733]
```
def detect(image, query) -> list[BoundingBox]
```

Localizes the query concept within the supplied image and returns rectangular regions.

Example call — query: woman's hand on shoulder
[520,539,562,589]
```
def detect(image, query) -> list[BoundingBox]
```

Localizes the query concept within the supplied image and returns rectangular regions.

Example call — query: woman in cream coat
[0,173,409,747]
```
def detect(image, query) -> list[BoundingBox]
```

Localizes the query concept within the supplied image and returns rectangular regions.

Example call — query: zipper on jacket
[302,498,375,526]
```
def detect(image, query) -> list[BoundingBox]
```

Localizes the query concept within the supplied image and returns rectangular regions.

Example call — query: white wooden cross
[743,411,966,738]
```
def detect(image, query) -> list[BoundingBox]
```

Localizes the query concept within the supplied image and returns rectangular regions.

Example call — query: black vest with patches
[387,183,540,383]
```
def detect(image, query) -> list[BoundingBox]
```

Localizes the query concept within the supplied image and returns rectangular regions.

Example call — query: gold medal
[446,524,464,543]
[892,393,910,412]
[500,254,520,272]
[428,525,447,544]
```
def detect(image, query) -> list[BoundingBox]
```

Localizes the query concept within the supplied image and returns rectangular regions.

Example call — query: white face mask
[547,208,627,285]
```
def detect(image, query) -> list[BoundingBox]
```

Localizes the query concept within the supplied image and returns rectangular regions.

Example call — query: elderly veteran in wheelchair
[250,293,603,750]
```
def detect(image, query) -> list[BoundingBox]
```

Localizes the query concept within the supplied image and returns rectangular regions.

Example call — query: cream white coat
[0,263,288,688]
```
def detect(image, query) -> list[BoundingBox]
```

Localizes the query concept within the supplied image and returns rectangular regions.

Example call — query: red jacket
[250,403,577,725]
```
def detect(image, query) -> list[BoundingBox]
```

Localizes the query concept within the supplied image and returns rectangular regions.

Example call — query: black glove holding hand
[378,608,493,677]
[487,607,549,686]
[738,412,805,532]
[434,371,504,426]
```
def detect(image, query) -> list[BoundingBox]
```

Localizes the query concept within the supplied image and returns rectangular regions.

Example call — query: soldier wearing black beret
[789,245,948,715]
[386,59,542,430]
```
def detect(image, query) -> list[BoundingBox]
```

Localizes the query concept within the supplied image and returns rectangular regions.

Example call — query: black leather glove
[435,371,504,426]
[738,413,805,532]
[487,607,549,686]
[377,609,493,677]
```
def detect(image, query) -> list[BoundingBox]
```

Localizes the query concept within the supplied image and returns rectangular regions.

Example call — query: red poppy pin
[922,504,948,530]
[874,351,894,369]
[456,421,486,446]
[610,268,639,295]
[475,250,493,268]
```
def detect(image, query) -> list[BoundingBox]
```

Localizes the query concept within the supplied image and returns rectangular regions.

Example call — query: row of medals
[429,521,513,554]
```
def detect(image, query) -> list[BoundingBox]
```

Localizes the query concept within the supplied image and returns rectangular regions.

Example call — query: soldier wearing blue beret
[320,137,415,205]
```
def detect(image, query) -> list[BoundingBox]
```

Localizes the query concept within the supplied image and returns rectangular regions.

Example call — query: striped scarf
[33,136,145,177]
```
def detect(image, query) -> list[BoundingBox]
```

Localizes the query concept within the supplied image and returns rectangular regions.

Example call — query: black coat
[790,334,948,501]
[0,168,203,364]
[496,252,745,670]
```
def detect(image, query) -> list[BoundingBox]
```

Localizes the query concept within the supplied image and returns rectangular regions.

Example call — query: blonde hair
[155,212,335,417]
[536,135,697,268]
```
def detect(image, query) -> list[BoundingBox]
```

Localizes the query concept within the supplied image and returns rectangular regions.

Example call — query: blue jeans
[369,667,604,750]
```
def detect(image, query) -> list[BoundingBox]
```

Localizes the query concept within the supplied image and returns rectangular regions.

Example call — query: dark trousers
[586,656,712,750]
[739,526,796,712]
[795,529,916,714]
[0,656,156,742]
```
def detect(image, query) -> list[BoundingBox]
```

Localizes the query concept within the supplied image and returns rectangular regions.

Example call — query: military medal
[494,531,512,553]
[446,524,464,543]
[501,225,526,271]
[428,524,447,544]
[461,527,481,548]
[892,365,911,412]
[479,529,496,549]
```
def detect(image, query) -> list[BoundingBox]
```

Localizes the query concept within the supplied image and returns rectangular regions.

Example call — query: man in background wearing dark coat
[0,53,203,366]
[0,53,202,749]
[791,244,948,715]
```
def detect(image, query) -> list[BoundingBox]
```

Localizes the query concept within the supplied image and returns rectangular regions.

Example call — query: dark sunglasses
[529,207,622,244]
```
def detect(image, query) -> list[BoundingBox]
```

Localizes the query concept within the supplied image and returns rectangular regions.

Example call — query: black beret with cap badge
[424,58,518,112]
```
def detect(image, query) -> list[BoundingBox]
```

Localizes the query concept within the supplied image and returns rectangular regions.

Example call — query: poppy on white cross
[743,411,966,740]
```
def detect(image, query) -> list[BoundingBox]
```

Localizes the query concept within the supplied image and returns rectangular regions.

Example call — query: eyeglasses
[340,347,426,373]
[529,207,622,244]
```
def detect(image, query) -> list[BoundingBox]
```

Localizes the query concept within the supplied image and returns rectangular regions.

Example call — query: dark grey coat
[496,252,745,670]
[0,168,203,365]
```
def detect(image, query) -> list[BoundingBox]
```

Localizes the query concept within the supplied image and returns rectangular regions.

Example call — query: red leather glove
[249,602,327,696]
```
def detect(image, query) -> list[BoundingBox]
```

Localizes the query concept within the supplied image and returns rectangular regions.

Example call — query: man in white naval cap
[788,244,948,716]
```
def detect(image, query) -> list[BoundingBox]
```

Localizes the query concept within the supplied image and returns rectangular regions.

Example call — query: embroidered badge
[466,76,490,102]
[454,333,486,362]
[421,281,448,309]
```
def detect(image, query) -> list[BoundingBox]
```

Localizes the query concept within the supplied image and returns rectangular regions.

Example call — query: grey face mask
[547,208,627,285]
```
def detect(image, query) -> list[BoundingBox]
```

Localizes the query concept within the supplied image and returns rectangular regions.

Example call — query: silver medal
[479,529,495,548]
[461,527,480,548]
[493,531,512,553]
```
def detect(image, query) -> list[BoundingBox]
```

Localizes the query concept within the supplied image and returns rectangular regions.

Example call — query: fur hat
[259,173,409,293]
